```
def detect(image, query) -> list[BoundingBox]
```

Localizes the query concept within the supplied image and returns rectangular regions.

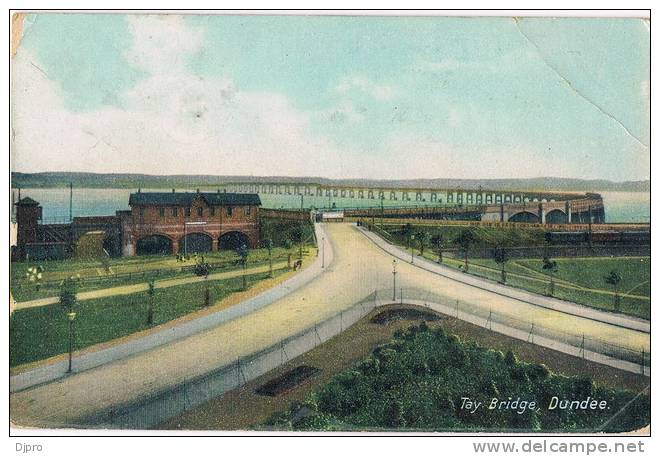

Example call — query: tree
[491,246,509,284]
[237,243,249,290]
[431,233,444,263]
[416,231,429,256]
[59,276,78,313]
[604,270,622,311]
[147,279,156,325]
[454,229,477,272]
[542,256,558,296]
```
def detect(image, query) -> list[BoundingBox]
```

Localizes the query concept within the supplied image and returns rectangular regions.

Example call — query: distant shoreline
[10,172,650,193]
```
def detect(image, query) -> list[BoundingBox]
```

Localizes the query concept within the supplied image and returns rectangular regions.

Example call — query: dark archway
[102,235,122,258]
[546,209,568,224]
[508,211,540,223]
[219,231,250,251]
[181,232,213,254]
[136,235,173,256]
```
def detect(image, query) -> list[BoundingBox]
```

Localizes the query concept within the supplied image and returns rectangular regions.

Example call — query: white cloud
[10,19,349,178]
[10,16,631,182]
[335,75,395,101]
[317,101,366,125]
[123,15,205,75]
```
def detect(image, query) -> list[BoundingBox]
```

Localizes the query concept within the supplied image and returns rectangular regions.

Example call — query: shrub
[265,324,650,432]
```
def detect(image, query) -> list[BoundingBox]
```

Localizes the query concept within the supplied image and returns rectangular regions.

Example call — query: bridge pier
[539,203,546,224]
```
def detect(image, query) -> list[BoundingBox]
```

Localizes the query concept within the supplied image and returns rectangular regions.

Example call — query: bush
[265,324,650,432]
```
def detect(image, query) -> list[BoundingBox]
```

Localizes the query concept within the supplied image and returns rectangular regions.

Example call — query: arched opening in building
[102,235,122,258]
[219,231,250,251]
[136,235,173,256]
[180,232,213,254]
[545,209,568,224]
[508,211,540,223]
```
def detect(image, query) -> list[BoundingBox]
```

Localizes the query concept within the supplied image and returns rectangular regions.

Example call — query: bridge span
[220,181,605,224]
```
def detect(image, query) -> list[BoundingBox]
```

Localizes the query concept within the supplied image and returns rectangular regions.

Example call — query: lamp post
[67,311,77,373]
[392,259,397,301]
[410,234,415,264]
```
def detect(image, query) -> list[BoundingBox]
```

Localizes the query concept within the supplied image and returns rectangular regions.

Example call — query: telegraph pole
[69,182,73,222]
[380,195,384,229]
[299,193,304,260]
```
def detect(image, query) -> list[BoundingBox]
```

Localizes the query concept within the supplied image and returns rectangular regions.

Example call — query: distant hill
[10,172,649,193]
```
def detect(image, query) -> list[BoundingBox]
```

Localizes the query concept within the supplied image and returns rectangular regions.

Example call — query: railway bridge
[220,181,605,224]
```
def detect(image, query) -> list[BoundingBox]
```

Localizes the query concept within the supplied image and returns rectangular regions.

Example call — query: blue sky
[11,14,649,181]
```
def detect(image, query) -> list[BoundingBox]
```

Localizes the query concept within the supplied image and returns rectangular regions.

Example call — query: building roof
[15,197,40,206]
[128,191,261,207]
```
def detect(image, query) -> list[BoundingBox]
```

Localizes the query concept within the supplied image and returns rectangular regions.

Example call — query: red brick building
[120,190,261,256]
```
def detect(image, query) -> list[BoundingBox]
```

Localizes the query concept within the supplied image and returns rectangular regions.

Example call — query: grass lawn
[10,268,287,367]
[11,246,310,301]
[378,224,650,319]
[437,255,651,319]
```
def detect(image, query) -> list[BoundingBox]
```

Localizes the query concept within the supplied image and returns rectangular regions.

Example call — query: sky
[10,14,650,181]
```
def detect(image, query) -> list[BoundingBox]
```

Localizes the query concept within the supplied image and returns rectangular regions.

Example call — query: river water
[9,188,650,224]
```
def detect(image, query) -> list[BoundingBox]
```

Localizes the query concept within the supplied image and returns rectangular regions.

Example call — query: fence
[11,251,307,298]
[78,286,649,430]
[348,217,650,232]
[81,289,381,429]
[391,287,650,371]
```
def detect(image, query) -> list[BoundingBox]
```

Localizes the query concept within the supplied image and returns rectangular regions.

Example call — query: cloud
[123,15,205,75]
[10,15,648,182]
[11,18,349,178]
[335,75,395,101]
[317,101,366,125]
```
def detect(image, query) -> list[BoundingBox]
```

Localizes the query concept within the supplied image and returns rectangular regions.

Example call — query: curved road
[10,223,650,428]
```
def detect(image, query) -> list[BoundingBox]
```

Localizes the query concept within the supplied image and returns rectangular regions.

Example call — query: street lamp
[321,236,325,269]
[392,259,397,301]
[410,234,415,264]
[183,221,207,258]
[67,311,77,373]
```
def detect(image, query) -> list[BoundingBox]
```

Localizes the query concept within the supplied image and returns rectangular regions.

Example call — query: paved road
[10,223,650,428]
[360,227,650,333]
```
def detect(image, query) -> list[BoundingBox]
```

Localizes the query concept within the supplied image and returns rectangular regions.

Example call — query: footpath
[358,226,650,333]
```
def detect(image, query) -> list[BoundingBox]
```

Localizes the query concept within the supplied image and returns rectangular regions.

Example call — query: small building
[120,190,261,256]
[317,211,344,222]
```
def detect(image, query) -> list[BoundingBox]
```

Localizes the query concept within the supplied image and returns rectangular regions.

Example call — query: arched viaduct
[220,181,605,224]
